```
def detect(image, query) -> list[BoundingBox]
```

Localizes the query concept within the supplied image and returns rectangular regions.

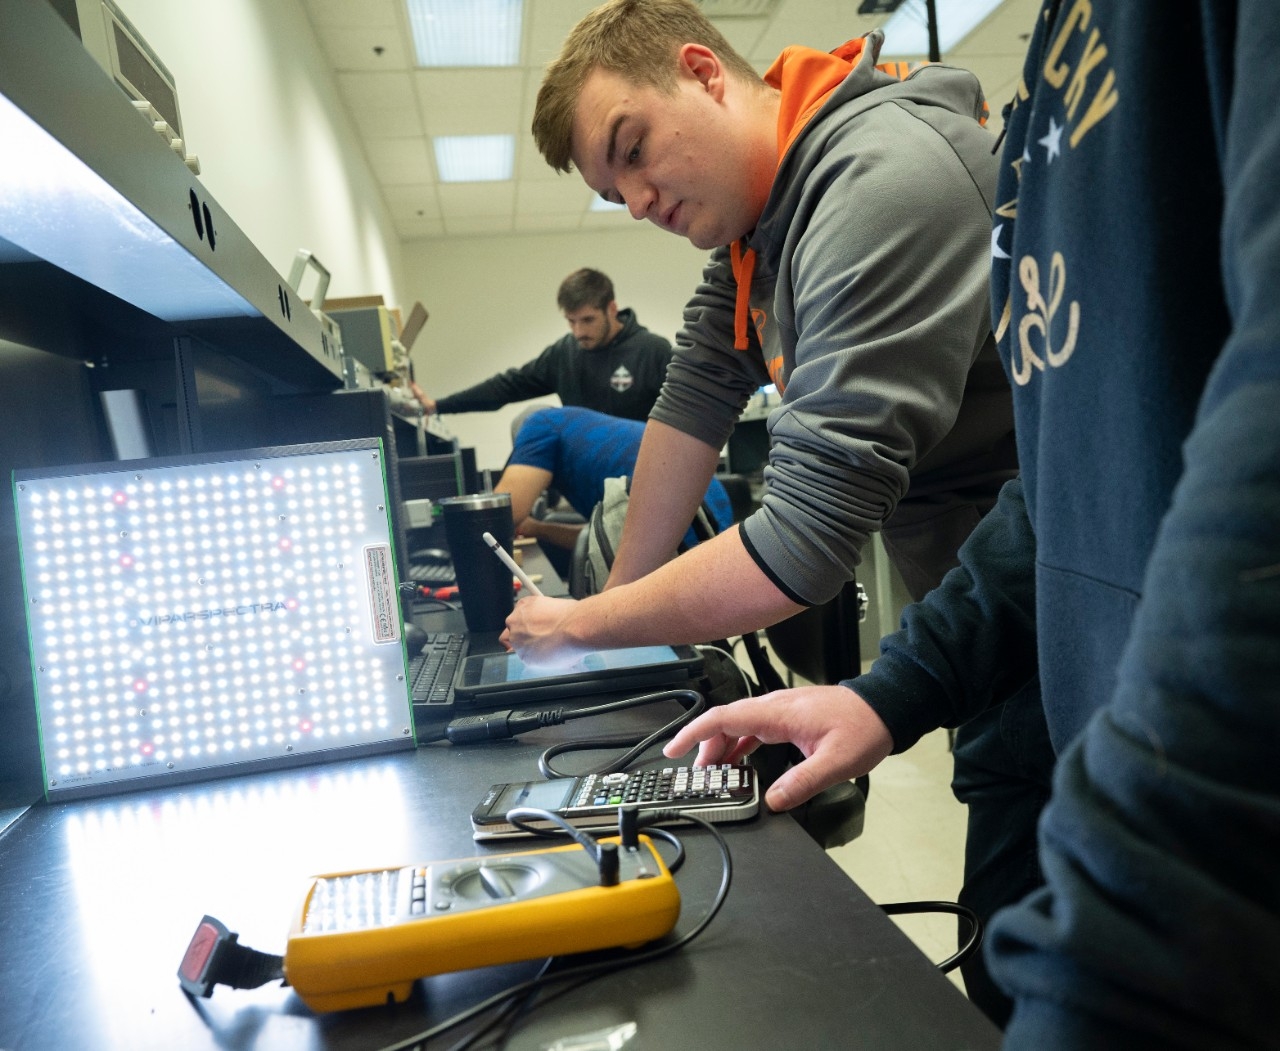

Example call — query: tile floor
[826,727,969,992]
[746,641,971,997]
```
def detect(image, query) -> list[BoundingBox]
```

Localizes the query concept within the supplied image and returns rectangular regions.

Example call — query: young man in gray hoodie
[506,0,1043,1022]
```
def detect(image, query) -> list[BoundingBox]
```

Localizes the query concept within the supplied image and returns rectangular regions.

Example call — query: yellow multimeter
[282,835,679,1012]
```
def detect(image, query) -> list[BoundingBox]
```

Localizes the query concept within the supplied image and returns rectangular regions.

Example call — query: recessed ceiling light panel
[433,134,514,182]
[407,0,523,67]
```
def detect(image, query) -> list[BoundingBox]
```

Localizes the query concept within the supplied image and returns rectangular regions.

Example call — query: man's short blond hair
[532,0,761,174]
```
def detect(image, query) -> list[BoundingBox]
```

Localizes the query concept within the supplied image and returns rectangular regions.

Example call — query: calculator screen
[492,779,576,813]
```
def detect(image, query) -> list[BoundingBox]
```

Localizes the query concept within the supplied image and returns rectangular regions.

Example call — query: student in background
[495,405,732,565]
[409,268,672,423]
[664,2,1280,1044]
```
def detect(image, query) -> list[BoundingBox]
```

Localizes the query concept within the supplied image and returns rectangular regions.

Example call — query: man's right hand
[662,684,895,813]
[500,594,594,666]
[408,380,437,415]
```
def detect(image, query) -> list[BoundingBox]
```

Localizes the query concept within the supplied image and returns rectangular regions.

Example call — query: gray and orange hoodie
[650,29,1017,606]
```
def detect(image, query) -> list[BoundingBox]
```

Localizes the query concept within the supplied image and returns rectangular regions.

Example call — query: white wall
[402,227,713,472]
[114,0,713,475]
[119,0,406,307]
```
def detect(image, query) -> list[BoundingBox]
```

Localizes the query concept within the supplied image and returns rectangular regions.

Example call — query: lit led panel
[12,439,416,800]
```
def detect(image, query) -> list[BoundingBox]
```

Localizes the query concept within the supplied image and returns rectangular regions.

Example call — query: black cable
[443,687,703,748]
[533,688,705,778]
[878,899,983,974]
[442,958,553,1051]
[505,806,687,877]
[503,807,602,868]
[634,822,686,875]
[484,813,730,1040]
[373,812,732,1051]
[408,595,460,612]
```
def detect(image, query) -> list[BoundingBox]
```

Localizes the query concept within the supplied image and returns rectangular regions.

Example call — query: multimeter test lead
[482,531,543,597]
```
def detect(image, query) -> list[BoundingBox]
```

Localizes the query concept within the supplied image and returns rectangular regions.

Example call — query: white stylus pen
[481,531,544,597]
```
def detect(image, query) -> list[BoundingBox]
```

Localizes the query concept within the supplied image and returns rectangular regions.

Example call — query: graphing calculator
[470,764,759,840]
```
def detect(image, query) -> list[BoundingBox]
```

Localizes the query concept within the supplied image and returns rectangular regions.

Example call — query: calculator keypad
[571,765,750,809]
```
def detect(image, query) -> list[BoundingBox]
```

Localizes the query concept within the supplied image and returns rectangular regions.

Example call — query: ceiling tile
[315,26,412,71]
[396,217,448,239]
[518,67,545,144]
[525,0,599,68]
[747,3,885,62]
[413,69,525,136]
[364,138,435,184]
[437,182,516,219]
[516,179,592,215]
[444,215,519,236]
[709,16,770,59]
[948,0,1039,58]
[383,183,442,221]
[301,0,402,28]
[515,212,586,233]
[579,207,641,230]
[338,70,417,108]
[338,70,423,137]
[517,141,569,181]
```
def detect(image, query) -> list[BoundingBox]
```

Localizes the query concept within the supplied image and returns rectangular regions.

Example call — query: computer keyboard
[408,560,455,586]
[408,631,468,709]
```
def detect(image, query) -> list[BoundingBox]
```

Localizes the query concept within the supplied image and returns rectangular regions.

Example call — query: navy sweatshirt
[853,1,1280,1044]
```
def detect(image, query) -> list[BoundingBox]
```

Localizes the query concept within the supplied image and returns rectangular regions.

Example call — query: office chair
[763,577,869,685]
[567,522,591,599]
[527,492,585,581]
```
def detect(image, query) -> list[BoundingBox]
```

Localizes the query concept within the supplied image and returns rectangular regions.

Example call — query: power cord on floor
[878,899,983,974]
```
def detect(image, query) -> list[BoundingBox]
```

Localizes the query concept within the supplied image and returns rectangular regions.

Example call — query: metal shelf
[0,0,341,390]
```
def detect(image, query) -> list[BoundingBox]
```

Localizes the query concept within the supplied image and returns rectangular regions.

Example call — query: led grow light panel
[13,439,415,800]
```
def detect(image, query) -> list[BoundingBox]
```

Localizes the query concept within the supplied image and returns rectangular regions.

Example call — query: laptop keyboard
[408,560,455,586]
[408,631,468,709]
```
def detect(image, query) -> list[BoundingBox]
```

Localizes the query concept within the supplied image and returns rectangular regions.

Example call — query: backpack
[572,475,718,598]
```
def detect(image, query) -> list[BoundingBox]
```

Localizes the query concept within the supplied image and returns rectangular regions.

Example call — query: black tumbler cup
[439,493,516,632]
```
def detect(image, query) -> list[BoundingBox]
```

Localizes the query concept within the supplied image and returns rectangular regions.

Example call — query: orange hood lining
[729,38,878,352]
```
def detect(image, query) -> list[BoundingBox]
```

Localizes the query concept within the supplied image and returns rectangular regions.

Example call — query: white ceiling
[297,0,1040,241]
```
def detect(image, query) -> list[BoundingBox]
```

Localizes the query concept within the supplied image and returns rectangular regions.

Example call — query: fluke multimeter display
[280,836,679,1012]
[471,765,759,840]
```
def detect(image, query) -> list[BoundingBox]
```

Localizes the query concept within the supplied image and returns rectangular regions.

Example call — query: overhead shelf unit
[0,0,343,393]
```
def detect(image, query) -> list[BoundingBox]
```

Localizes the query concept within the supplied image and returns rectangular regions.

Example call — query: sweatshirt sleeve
[851,478,1039,753]
[434,345,559,414]
[989,378,1280,1050]
[650,248,768,451]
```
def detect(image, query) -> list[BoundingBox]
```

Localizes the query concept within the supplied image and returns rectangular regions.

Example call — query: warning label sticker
[364,544,400,644]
